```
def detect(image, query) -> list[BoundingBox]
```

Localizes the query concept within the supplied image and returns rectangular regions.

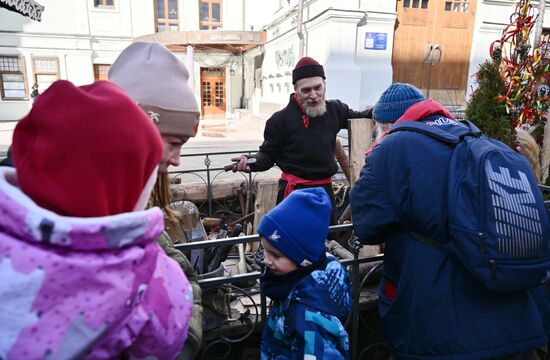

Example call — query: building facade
[0,0,548,121]
[0,0,268,120]
[256,0,549,115]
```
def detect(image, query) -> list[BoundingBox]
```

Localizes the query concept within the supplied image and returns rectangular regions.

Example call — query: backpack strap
[389,120,482,145]
[408,230,447,252]
[458,120,482,140]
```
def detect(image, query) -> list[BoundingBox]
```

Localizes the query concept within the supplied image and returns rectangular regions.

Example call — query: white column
[186,45,195,91]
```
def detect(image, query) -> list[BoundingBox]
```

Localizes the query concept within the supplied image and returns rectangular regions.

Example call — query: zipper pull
[478,232,486,253]
[490,259,497,279]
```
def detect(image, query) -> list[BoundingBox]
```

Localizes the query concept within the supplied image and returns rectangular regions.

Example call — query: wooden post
[348,118,375,185]
[348,117,382,256]
[250,181,278,251]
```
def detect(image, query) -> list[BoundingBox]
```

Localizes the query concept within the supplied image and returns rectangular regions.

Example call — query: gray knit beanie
[109,42,200,138]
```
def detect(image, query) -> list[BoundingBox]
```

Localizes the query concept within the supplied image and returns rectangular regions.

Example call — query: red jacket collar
[365,100,454,157]
[394,99,455,123]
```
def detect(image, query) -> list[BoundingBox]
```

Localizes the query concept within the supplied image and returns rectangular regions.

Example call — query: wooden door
[200,67,226,119]
[392,0,477,104]
[94,64,110,81]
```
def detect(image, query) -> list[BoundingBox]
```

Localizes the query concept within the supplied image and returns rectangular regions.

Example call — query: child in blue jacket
[257,188,352,359]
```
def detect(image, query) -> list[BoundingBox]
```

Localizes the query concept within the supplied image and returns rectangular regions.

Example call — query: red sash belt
[280,172,332,199]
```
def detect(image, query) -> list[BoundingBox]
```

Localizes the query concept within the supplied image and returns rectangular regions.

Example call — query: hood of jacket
[0,167,163,250]
[290,255,352,318]
[0,167,192,360]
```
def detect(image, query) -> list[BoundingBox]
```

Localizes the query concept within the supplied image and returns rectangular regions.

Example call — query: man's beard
[374,122,393,141]
[299,94,327,118]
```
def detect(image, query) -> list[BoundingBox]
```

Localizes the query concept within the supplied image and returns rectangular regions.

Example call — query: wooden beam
[348,118,375,186]
[171,176,278,203]
[348,117,382,255]
[250,181,278,252]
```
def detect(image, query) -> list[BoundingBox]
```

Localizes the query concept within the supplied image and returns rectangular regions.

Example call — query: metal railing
[176,224,389,360]
[171,148,348,219]
[170,149,259,219]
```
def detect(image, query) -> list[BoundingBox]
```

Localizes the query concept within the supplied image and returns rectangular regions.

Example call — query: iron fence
[170,149,259,219]
[170,148,349,220]
[175,224,389,360]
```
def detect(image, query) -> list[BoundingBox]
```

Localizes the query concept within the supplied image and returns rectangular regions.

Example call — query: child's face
[261,238,298,275]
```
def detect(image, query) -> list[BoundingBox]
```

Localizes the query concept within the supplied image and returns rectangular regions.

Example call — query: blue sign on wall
[364,32,387,50]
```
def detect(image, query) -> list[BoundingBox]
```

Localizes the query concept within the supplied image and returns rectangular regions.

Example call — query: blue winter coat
[260,255,352,359]
[350,113,550,359]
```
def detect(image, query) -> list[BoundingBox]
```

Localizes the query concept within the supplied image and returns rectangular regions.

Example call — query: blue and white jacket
[260,255,352,359]
[350,100,550,359]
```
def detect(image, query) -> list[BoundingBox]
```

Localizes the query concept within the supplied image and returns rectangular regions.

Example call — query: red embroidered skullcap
[12,80,163,217]
[292,56,325,84]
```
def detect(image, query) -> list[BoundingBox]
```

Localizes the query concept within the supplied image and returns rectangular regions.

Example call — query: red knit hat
[12,80,163,217]
[292,56,325,84]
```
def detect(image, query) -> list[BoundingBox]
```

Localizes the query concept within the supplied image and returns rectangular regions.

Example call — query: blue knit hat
[257,188,331,267]
[372,83,425,123]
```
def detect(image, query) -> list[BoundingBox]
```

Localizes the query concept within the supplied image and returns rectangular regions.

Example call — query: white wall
[245,0,276,31]
[257,0,396,113]
[182,0,199,30]
[223,0,245,30]
[0,0,155,120]
[357,1,396,108]
[307,9,366,109]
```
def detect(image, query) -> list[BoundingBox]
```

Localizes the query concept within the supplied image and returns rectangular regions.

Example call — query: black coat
[250,94,370,180]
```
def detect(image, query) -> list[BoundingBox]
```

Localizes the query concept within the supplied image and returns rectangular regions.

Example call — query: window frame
[541,29,549,44]
[154,0,180,33]
[32,56,60,94]
[94,0,115,8]
[0,55,28,101]
[402,0,429,9]
[199,0,222,30]
[444,0,470,13]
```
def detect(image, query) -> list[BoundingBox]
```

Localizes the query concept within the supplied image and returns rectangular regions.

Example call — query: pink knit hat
[109,42,200,138]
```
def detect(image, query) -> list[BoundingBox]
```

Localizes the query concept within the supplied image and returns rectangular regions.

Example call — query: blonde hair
[148,172,178,223]
[516,127,542,182]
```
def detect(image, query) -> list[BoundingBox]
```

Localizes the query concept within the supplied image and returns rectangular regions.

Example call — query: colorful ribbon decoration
[487,0,549,131]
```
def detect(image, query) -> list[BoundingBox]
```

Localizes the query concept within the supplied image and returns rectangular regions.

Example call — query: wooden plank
[348,117,381,255]
[250,181,278,251]
[171,176,279,203]
[348,118,375,186]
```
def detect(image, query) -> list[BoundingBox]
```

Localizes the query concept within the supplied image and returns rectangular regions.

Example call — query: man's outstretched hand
[225,155,254,172]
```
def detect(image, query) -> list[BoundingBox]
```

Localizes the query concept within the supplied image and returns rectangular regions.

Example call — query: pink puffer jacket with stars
[0,168,193,360]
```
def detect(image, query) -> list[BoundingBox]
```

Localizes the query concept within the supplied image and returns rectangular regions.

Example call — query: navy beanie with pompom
[372,83,425,123]
[257,188,331,267]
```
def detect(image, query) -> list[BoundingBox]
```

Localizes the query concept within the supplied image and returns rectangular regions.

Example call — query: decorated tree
[466,0,550,183]
[465,59,510,144]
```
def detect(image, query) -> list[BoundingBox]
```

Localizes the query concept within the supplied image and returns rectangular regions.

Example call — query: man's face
[158,134,189,173]
[295,76,327,118]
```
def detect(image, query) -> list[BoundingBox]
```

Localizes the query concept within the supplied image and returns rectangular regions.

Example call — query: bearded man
[230,57,371,224]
